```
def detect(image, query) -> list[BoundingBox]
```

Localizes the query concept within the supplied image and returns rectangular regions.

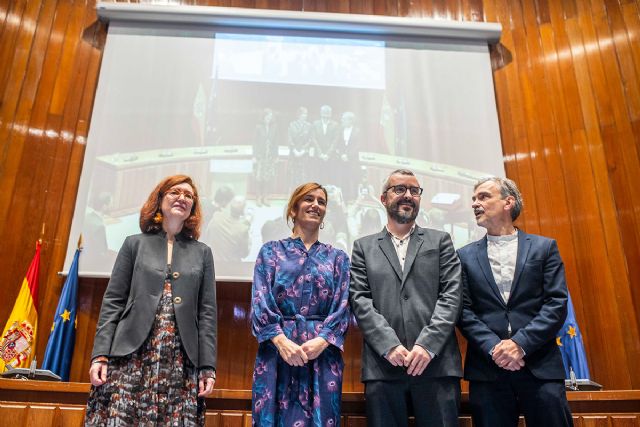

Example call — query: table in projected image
[92,145,262,216]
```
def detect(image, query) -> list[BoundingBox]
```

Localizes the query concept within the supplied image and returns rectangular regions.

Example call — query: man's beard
[387,198,419,224]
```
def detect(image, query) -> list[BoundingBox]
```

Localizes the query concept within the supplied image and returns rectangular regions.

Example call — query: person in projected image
[349,169,463,427]
[253,108,279,207]
[251,182,351,427]
[212,185,235,215]
[200,185,234,225]
[321,185,350,253]
[287,106,313,185]
[83,191,117,271]
[311,105,339,182]
[205,195,251,263]
[336,111,360,201]
[457,177,573,427]
[85,175,217,426]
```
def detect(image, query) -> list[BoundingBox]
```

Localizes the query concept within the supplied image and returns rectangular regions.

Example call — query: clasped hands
[272,334,329,366]
[491,339,525,371]
[385,345,432,376]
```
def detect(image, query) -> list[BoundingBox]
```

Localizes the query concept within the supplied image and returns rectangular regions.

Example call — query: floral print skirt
[85,281,205,426]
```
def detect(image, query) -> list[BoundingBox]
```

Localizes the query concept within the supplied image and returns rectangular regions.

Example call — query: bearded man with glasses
[349,169,463,427]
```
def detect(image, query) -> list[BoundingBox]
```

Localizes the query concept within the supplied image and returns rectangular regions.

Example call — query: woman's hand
[198,377,215,397]
[89,357,108,386]
[272,334,308,366]
[301,337,329,360]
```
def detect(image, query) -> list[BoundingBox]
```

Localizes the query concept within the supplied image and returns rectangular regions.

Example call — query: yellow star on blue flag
[557,293,590,379]
[42,248,81,381]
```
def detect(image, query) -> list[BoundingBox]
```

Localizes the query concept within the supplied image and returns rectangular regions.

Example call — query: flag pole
[38,223,45,247]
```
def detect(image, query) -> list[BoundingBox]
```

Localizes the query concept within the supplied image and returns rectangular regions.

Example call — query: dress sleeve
[318,250,351,351]
[251,242,284,343]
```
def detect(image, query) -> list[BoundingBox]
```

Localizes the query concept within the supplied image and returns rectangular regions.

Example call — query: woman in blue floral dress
[251,182,351,427]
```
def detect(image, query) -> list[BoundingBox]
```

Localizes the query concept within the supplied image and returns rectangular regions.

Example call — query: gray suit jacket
[91,232,217,369]
[349,226,463,382]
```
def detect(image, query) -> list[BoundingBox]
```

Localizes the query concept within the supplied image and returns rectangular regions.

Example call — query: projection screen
[64,4,504,280]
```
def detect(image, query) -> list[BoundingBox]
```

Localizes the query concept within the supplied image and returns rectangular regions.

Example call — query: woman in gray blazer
[85,174,217,426]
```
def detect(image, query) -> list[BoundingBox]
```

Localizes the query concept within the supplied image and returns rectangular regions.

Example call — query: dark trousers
[364,376,460,427]
[469,369,573,427]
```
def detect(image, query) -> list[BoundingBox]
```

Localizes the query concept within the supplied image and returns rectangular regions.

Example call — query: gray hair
[381,169,416,196]
[341,111,355,121]
[474,177,523,221]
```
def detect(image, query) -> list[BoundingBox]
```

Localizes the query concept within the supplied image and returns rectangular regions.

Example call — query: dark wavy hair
[139,175,202,240]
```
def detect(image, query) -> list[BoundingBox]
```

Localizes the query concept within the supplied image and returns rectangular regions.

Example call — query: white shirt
[343,127,353,145]
[387,224,415,270]
[487,231,518,303]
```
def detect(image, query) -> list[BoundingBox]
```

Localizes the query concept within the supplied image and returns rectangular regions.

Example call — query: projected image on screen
[67,25,504,279]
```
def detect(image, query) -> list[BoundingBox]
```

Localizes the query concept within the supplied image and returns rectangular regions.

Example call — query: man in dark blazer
[336,111,361,202]
[458,177,573,427]
[350,169,462,427]
[311,105,339,182]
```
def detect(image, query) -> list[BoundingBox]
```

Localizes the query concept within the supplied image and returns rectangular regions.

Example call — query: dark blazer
[91,232,217,369]
[349,226,463,382]
[312,119,339,158]
[254,123,278,160]
[457,230,568,381]
[336,127,360,162]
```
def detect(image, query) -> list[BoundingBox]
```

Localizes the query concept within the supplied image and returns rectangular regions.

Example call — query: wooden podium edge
[2,379,640,414]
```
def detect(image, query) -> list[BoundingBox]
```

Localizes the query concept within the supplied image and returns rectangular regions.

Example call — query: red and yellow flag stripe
[0,242,41,371]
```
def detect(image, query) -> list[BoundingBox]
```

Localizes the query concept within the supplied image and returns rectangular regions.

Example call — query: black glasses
[385,185,423,196]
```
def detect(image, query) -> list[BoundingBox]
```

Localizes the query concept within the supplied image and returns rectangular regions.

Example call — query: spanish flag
[0,241,41,371]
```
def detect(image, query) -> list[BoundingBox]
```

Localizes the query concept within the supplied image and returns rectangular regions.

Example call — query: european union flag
[557,293,590,379]
[42,248,80,381]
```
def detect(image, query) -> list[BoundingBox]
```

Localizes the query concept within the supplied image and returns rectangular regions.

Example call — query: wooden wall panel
[2,382,639,426]
[0,0,639,394]
[1,402,639,427]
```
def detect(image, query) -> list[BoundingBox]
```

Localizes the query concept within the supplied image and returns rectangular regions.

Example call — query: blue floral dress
[251,238,351,427]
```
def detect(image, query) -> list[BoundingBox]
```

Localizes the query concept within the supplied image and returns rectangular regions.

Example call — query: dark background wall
[1,0,639,391]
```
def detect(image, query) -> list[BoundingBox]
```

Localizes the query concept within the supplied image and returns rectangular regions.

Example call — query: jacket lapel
[475,237,506,306]
[510,229,531,298]
[377,229,403,282]
[401,227,424,288]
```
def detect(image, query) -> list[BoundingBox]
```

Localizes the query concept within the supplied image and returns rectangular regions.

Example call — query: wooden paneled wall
[1,0,639,391]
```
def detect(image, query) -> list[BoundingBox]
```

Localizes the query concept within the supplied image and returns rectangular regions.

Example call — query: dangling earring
[320,222,325,230]
[153,212,163,224]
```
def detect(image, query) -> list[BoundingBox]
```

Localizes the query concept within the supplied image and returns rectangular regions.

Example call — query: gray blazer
[91,232,217,369]
[349,226,463,381]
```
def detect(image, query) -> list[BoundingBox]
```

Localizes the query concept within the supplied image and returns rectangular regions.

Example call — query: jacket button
[172,271,180,279]
[174,297,182,304]
[403,295,409,300]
